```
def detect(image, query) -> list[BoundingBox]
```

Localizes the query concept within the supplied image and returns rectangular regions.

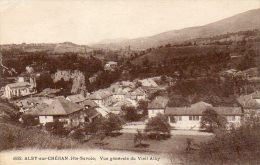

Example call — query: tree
[200,108,227,132]
[237,53,256,71]
[145,114,171,140]
[103,113,123,135]
[70,128,85,141]
[137,100,148,116]
[134,129,147,147]
[198,115,260,165]
[45,121,69,136]
[21,114,38,126]
[122,106,140,121]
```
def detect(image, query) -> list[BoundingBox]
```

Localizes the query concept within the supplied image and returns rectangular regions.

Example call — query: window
[170,116,175,123]
[175,116,182,121]
[227,116,236,121]
[189,116,200,121]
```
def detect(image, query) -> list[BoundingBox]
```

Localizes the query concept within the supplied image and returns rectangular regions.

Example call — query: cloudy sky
[0,0,259,44]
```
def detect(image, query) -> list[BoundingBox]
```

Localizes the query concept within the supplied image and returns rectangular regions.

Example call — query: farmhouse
[26,98,85,127]
[165,102,243,130]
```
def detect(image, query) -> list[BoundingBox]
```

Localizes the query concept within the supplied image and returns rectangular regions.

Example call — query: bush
[122,106,140,121]
[145,114,171,140]
[200,108,227,132]
[21,114,38,126]
[45,121,69,136]
[70,128,85,141]
[0,123,79,151]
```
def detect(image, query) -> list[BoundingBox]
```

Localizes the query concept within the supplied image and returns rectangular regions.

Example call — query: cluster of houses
[2,69,260,131]
[2,75,163,128]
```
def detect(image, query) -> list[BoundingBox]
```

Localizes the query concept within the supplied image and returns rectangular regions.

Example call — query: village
[1,60,260,139]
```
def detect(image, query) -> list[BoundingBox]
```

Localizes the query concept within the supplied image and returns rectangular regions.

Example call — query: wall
[39,116,54,124]
[168,115,242,130]
[148,108,164,118]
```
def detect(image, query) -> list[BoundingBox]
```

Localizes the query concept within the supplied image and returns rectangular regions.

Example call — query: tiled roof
[165,106,242,116]
[27,98,83,116]
[81,99,98,108]
[7,82,31,88]
[66,94,86,103]
[88,90,112,100]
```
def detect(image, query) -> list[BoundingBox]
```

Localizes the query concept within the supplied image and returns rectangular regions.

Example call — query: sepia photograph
[0,0,260,165]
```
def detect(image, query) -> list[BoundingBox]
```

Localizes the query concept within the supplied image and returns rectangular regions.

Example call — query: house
[147,96,169,118]
[112,90,126,102]
[107,106,122,115]
[237,91,260,120]
[26,98,85,127]
[3,82,36,99]
[66,94,86,104]
[138,78,158,87]
[104,61,118,71]
[165,102,243,130]
[88,90,113,106]
[130,88,147,101]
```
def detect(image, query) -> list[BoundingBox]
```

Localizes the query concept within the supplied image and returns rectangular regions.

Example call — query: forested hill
[92,8,260,50]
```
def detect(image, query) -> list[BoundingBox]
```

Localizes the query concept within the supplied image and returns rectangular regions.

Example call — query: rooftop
[165,106,242,116]
[66,94,86,103]
[26,98,84,116]
[7,82,31,89]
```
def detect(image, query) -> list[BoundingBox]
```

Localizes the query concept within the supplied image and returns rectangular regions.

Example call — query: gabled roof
[131,88,146,96]
[139,78,158,87]
[7,82,31,89]
[81,99,99,108]
[190,101,213,110]
[27,98,84,116]
[66,94,86,103]
[148,96,168,109]
[88,90,112,100]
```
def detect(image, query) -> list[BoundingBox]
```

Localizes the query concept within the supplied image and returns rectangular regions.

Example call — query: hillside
[0,42,92,54]
[131,30,260,66]
[92,8,260,50]
[0,99,79,151]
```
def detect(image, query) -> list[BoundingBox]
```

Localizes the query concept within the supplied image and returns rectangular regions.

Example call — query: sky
[0,0,260,45]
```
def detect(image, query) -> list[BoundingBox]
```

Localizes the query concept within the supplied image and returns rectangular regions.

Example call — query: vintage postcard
[0,0,260,165]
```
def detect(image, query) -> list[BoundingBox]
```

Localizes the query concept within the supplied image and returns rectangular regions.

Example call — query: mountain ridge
[91,8,260,50]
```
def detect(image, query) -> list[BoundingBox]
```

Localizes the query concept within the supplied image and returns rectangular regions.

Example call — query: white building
[104,61,118,71]
[3,82,35,99]
[165,102,243,130]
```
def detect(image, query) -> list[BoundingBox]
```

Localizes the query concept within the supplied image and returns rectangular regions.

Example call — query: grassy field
[82,133,213,154]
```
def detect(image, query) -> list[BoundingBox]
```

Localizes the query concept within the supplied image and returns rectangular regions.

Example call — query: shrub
[21,114,38,126]
[0,123,79,151]
[200,108,227,132]
[145,114,171,140]
[45,121,69,136]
